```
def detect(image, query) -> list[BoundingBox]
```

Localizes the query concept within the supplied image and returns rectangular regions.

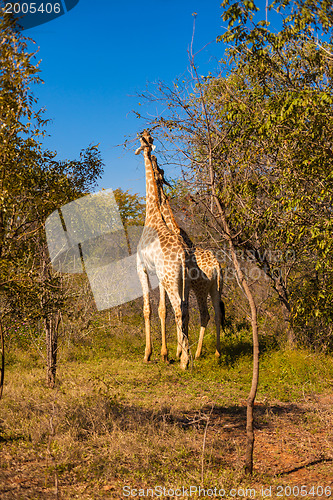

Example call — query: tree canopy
[0,12,104,385]
[137,0,333,347]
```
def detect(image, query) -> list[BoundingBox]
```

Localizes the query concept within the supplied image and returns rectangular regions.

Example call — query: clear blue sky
[26,0,228,196]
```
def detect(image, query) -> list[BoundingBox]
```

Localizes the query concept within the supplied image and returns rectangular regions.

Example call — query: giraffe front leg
[176,327,182,359]
[179,331,189,370]
[180,290,190,369]
[166,285,189,369]
[175,317,189,369]
[137,260,152,363]
[179,303,190,370]
[196,327,206,360]
[158,283,168,363]
[143,292,152,362]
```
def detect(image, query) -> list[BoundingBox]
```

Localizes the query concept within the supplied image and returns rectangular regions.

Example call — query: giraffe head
[135,129,155,156]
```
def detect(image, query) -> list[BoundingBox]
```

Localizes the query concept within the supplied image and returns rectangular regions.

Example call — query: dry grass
[1,318,333,499]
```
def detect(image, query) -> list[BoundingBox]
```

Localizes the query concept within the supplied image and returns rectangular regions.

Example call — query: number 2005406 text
[4,3,61,14]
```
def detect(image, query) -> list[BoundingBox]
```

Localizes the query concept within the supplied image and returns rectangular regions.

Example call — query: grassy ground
[0,311,333,499]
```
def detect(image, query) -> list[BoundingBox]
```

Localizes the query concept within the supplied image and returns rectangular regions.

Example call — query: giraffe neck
[155,176,194,249]
[159,188,179,232]
[144,151,164,225]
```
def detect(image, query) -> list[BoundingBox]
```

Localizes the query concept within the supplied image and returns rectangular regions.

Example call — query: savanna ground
[0,295,333,499]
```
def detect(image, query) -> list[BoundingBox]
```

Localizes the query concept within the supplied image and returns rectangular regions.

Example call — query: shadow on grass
[212,329,280,367]
[219,339,253,367]
[0,432,26,443]
[277,457,333,477]
[175,402,308,433]
[57,397,308,439]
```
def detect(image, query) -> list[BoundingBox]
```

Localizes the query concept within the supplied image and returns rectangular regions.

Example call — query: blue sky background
[26,0,230,196]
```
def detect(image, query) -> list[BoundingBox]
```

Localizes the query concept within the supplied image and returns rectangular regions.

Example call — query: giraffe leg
[174,300,182,360]
[180,306,190,370]
[158,283,168,362]
[210,285,223,357]
[143,292,152,362]
[167,286,189,370]
[176,327,182,359]
[137,260,152,362]
[194,291,210,359]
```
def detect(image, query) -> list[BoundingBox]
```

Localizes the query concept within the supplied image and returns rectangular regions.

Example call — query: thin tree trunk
[268,260,295,346]
[45,312,60,388]
[213,195,259,475]
[189,50,259,473]
[248,246,295,345]
[228,235,259,474]
[0,318,4,400]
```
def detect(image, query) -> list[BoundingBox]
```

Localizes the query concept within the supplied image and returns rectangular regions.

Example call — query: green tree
[136,0,333,473]
[139,0,333,346]
[113,187,145,227]
[213,0,333,344]
[0,12,103,387]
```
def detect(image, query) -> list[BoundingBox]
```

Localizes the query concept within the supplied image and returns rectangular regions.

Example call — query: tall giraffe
[151,155,225,359]
[135,130,191,369]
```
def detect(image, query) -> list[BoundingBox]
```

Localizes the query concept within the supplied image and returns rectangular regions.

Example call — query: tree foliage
[138,0,333,347]
[0,12,104,385]
[215,0,333,342]
[113,187,145,227]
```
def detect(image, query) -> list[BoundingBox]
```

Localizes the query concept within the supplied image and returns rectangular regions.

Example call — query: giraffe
[135,130,191,369]
[151,155,225,360]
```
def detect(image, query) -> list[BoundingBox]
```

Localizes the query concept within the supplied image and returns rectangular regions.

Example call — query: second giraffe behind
[151,152,225,361]
[135,130,225,367]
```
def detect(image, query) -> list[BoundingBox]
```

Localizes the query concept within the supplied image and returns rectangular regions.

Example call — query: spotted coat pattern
[136,130,190,369]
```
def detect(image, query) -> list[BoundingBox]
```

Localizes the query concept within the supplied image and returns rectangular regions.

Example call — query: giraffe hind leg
[158,283,168,363]
[194,292,210,359]
[210,285,223,357]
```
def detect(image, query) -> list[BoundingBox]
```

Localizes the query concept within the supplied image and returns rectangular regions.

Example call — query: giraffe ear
[151,145,156,151]
[135,146,143,155]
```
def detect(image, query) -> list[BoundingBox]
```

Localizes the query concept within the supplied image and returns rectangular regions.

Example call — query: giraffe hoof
[195,351,201,360]
[161,354,169,364]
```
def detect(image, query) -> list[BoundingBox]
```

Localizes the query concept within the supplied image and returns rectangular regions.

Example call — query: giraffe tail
[181,251,186,301]
[215,261,223,292]
[220,300,226,330]
[217,262,225,329]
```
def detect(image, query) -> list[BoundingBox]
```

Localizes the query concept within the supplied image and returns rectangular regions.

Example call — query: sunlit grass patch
[260,348,333,401]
